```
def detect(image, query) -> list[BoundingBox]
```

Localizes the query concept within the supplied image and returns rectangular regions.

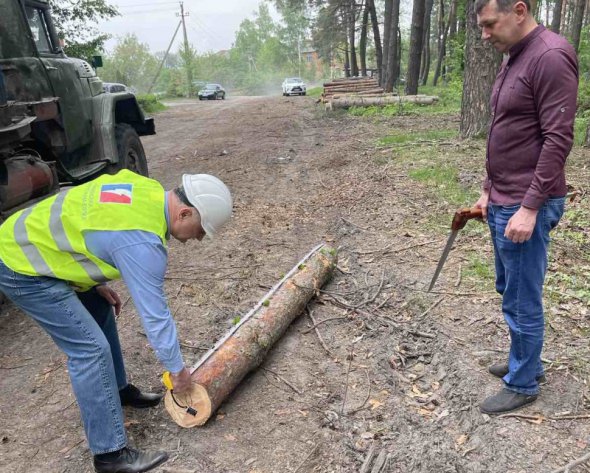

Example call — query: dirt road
[1,96,588,472]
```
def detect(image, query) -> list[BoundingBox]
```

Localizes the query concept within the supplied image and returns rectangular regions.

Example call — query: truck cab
[0,0,154,220]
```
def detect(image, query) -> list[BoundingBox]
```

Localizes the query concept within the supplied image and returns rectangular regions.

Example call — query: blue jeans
[0,260,128,454]
[487,197,565,395]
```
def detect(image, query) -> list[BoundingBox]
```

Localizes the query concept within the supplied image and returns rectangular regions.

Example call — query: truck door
[23,0,95,172]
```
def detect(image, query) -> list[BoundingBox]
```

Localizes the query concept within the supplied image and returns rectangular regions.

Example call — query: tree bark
[570,0,587,52]
[433,0,448,86]
[367,0,382,79]
[359,0,370,76]
[460,0,502,138]
[164,245,338,428]
[420,0,435,85]
[326,95,438,110]
[348,0,359,77]
[384,0,401,91]
[328,95,439,109]
[382,0,393,87]
[406,0,427,95]
[551,0,563,32]
[561,0,569,36]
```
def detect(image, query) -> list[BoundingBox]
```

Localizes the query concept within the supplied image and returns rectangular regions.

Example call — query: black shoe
[94,447,168,473]
[480,388,538,415]
[488,363,547,384]
[119,384,163,409]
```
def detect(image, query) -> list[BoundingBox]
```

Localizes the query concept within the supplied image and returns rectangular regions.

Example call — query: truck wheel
[111,124,149,177]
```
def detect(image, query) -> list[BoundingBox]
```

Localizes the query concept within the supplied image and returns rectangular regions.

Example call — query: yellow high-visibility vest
[0,170,167,291]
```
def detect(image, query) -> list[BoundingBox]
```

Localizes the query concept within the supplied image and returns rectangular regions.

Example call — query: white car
[282,77,307,96]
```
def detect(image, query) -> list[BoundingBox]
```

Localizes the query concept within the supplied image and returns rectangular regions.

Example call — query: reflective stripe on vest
[0,170,168,290]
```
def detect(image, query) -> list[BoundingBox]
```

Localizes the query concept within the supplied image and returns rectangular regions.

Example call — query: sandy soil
[0,95,588,473]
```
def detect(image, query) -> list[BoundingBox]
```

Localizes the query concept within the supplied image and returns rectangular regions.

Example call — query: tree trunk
[561,0,569,35]
[585,122,590,147]
[385,0,402,91]
[460,0,502,138]
[359,0,370,76]
[570,0,587,51]
[367,0,383,80]
[406,0,427,95]
[348,0,359,77]
[420,0,435,85]
[164,245,338,428]
[551,0,563,32]
[382,0,393,87]
[433,0,448,86]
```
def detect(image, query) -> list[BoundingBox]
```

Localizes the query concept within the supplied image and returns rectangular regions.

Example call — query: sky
[97,0,280,55]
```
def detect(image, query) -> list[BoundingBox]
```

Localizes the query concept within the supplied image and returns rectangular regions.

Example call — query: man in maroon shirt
[474,0,578,414]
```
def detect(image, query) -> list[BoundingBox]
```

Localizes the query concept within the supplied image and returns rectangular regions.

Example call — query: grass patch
[408,164,477,206]
[136,94,166,113]
[306,86,323,97]
[463,252,495,282]
[378,129,457,146]
[574,117,588,146]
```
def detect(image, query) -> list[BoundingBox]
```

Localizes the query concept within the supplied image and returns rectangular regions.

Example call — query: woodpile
[319,76,439,111]
[321,77,384,101]
[164,244,338,428]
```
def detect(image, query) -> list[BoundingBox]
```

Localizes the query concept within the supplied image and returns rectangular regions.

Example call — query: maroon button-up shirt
[484,25,578,209]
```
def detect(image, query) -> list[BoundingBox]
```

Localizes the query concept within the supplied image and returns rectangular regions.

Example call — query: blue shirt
[84,192,184,373]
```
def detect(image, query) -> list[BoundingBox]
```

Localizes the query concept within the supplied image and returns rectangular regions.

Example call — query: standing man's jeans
[0,259,128,454]
[487,197,565,395]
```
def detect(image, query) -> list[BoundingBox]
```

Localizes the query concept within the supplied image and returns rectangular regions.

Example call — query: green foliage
[409,165,476,206]
[49,0,118,62]
[136,94,166,113]
[231,316,241,326]
[306,86,323,97]
[99,34,159,93]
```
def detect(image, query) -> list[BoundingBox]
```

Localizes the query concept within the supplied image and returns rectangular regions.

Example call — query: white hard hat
[182,174,232,237]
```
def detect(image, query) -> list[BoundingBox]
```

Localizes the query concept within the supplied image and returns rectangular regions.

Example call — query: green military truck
[0,0,153,222]
[0,0,155,304]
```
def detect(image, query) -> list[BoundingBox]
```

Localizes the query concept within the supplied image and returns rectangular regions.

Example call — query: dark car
[198,83,226,100]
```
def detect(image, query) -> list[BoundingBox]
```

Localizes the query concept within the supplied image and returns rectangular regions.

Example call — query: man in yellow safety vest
[0,170,232,473]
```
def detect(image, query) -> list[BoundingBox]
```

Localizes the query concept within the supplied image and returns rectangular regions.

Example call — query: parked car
[198,84,226,100]
[102,82,129,93]
[282,77,306,96]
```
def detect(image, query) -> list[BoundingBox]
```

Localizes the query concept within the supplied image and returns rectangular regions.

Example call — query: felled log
[324,88,385,97]
[323,78,378,87]
[326,95,439,110]
[164,244,338,428]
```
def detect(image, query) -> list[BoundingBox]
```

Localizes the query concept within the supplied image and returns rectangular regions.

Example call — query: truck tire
[110,124,149,177]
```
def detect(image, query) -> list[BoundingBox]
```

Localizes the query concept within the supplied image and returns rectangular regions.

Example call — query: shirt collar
[508,24,544,60]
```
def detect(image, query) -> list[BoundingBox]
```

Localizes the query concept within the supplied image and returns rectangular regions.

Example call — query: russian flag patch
[99,183,133,204]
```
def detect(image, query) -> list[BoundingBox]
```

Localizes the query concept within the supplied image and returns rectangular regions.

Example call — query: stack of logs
[320,77,439,111]
[322,77,385,100]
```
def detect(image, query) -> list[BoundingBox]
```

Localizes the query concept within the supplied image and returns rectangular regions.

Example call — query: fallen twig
[340,216,369,231]
[302,316,348,334]
[261,367,303,395]
[347,369,372,415]
[341,344,355,415]
[549,450,590,473]
[306,307,336,358]
[417,296,445,319]
[292,443,321,473]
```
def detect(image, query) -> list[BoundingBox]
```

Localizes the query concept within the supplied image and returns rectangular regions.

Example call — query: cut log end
[164,383,212,428]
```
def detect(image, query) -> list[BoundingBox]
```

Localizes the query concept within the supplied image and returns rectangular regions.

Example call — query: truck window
[0,0,36,58]
[24,6,54,54]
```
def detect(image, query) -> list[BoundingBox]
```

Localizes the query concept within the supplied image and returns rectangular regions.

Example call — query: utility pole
[147,20,182,94]
[177,1,193,97]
